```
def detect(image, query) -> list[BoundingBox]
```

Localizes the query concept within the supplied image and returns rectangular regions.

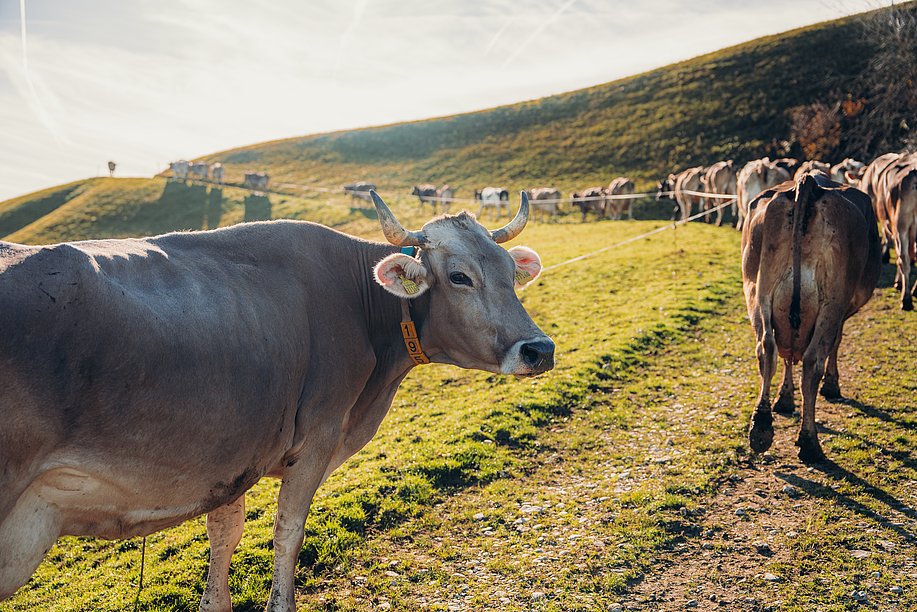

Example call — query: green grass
[1,220,745,611]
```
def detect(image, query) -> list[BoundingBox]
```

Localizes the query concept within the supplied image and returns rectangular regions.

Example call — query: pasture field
[1,185,914,610]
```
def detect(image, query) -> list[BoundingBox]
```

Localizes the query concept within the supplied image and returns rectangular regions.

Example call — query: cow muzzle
[503,337,555,376]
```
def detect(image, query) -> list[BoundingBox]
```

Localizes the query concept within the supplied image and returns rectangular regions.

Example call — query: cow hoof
[749,410,774,454]
[820,381,842,401]
[903,299,914,312]
[773,395,795,415]
[796,436,826,464]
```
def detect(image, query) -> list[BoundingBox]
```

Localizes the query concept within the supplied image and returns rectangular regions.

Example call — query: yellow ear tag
[398,274,420,295]
[515,269,533,284]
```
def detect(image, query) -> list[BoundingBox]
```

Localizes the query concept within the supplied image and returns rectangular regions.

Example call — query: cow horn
[491,191,530,244]
[371,191,426,247]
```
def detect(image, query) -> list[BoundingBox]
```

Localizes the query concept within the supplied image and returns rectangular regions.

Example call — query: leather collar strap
[398,246,430,365]
[400,300,430,365]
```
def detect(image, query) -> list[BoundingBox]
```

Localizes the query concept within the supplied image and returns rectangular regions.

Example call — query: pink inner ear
[374,261,402,286]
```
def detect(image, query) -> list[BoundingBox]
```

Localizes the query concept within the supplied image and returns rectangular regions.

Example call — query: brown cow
[606,177,636,220]
[859,153,902,262]
[881,156,917,309]
[571,186,606,222]
[673,166,705,221]
[794,160,831,181]
[736,158,791,231]
[525,188,562,222]
[701,161,737,226]
[743,173,881,462]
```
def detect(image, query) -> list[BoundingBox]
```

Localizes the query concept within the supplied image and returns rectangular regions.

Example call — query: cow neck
[359,241,433,374]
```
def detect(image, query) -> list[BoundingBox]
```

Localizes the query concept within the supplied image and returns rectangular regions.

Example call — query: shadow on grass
[244,194,272,222]
[776,461,917,543]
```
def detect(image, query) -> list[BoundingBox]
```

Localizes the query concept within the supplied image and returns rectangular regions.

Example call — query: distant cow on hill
[794,160,831,181]
[169,160,190,181]
[189,163,210,181]
[344,182,376,204]
[673,167,705,221]
[411,184,440,213]
[475,187,510,220]
[571,187,606,222]
[244,172,270,192]
[525,188,561,222]
[606,177,636,220]
[211,163,224,185]
[830,158,865,186]
[743,173,880,463]
[436,185,455,212]
[736,158,791,230]
[701,161,737,226]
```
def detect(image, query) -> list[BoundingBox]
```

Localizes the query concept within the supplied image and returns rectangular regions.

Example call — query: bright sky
[0,0,879,202]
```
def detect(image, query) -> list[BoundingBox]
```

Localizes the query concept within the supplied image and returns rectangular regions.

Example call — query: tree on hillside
[844,1,917,155]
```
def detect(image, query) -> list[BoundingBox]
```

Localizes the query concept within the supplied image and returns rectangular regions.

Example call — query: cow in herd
[168,161,225,185]
[344,182,376,204]
[0,191,554,609]
[743,171,881,462]
[860,152,917,309]
[475,187,510,220]
[410,184,456,213]
[244,172,270,192]
[568,178,637,222]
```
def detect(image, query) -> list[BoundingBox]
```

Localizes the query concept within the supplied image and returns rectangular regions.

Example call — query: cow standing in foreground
[0,192,554,610]
[743,174,880,462]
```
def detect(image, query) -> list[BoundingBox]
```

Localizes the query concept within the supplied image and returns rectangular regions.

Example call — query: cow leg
[773,358,795,414]
[895,224,913,310]
[796,320,841,463]
[200,495,246,612]
[0,488,60,601]
[265,460,328,612]
[715,201,725,226]
[749,320,777,454]
[820,323,844,400]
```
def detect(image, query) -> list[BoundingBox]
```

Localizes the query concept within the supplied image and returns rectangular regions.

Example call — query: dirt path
[625,284,917,611]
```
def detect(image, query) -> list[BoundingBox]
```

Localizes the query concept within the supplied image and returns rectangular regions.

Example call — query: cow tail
[790,174,817,330]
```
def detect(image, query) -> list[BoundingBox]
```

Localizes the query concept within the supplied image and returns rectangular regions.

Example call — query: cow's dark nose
[520,338,555,373]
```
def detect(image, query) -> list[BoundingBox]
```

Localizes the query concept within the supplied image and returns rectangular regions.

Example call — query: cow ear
[374,253,431,298]
[508,246,542,287]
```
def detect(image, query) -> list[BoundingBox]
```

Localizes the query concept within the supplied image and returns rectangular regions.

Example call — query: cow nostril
[521,344,539,366]
[520,339,555,371]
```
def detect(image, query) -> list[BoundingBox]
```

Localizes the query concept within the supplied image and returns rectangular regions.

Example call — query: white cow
[170,160,191,181]
[475,187,510,220]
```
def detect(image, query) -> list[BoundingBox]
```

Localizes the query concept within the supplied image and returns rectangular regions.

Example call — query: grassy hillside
[192,8,891,195]
[4,5,911,243]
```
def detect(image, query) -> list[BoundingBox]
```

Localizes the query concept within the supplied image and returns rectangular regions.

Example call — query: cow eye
[449,272,473,286]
